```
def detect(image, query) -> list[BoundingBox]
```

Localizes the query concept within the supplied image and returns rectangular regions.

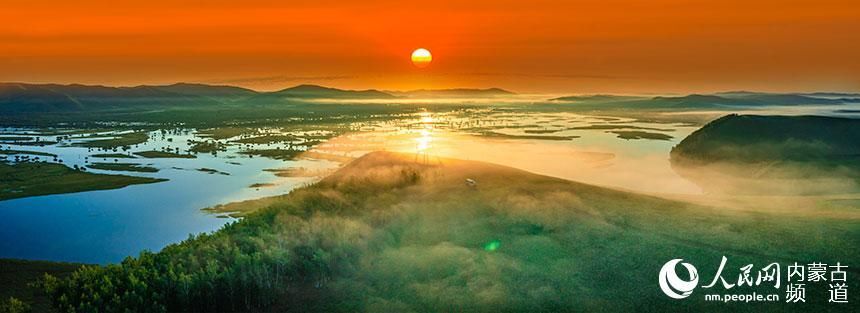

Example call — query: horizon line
[2,80,860,96]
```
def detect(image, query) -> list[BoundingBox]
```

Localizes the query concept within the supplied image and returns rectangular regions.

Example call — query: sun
[411,48,432,68]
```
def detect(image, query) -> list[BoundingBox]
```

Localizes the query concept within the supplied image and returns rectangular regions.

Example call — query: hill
[0,82,417,125]
[671,114,860,163]
[670,114,860,194]
[149,83,256,99]
[35,151,858,312]
[394,87,515,98]
[644,94,843,108]
[0,82,252,113]
[549,92,847,110]
[262,84,395,99]
[0,83,396,116]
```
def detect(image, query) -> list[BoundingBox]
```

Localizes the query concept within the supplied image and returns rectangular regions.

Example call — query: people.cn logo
[659,259,699,299]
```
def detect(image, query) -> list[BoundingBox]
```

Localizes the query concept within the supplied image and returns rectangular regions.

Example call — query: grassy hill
[672,114,860,163]
[148,83,256,100]
[32,151,858,312]
[258,84,395,99]
[670,114,860,194]
[0,161,166,201]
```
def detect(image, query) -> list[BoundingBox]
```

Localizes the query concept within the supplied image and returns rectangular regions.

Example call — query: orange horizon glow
[1,1,858,94]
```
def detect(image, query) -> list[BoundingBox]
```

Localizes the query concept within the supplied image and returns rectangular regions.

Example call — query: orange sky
[1,0,858,93]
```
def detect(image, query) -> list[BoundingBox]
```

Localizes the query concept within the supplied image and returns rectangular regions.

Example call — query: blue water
[5,105,852,264]
[0,129,336,264]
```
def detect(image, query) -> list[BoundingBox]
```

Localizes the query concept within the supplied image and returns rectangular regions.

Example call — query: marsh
[3,99,859,264]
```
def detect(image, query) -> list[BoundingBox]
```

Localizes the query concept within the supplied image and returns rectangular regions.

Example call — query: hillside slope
[672,114,860,163]
[38,151,858,312]
[259,84,395,99]
[0,82,250,113]
[671,114,860,194]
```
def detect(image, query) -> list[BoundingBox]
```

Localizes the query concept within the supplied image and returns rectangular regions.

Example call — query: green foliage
[671,114,860,164]
[0,150,57,157]
[87,163,159,173]
[0,259,83,313]
[0,162,166,201]
[610,130,673,141]
[188,140,229,154]
[40,152,860,312]
[479,131,578,141]
[670,114,860,194]
[134,151,196,159]
[73,132,149,149]
[232,135,298,145]
[237,148,303,160]
[90,153,135,159]
[0,298,30,313]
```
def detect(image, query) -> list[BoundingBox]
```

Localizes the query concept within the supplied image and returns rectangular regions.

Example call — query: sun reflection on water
[416,129,432,151]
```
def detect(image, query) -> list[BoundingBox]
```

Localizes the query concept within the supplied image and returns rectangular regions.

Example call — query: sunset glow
[1,2,858,312]
[1,1,858,93]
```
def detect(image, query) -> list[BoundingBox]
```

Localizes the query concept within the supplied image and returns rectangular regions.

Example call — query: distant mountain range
[548,94,644,102]
[0,82,257,113]
[0,83,400,113]
[389,88,515,98]
[552,91,859,109]
[3,82,858,115]
[0,83,525,114]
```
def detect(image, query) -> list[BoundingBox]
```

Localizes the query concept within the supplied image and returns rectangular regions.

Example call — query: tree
[0,297,31,313]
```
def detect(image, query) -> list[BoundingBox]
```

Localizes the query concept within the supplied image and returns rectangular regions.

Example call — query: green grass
[90,153,135,158]
[568,124,675,131]
[87,162,158,173]
[0,162,166,200]
[522,129,562,134]
[232,134,298,144]
[263,167,331,177]
[0,259,86,313]
[72,132,149,148]
[1,140,57,146]
[3,128,113,136]
[478,131,579,140]
[672,114,860,163]
[108,151,855,312]
[196,127,255,140]
[0,150,57,157]
[609,130,674,140]
[670,114,860,195]
[188,140,228,153]
[0,136,34,141]
[201,197,275,218]
[134,150,196,159]
[197,168,229,175]
[238,148,303,160]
